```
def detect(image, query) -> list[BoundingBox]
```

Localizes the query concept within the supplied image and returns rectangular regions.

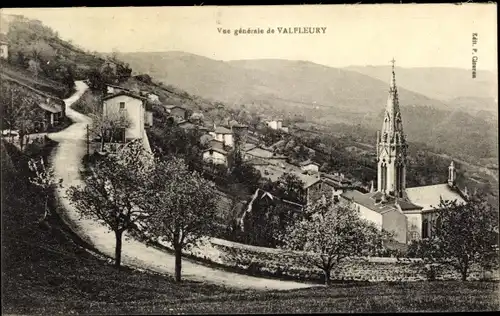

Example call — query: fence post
[86,124,90,156]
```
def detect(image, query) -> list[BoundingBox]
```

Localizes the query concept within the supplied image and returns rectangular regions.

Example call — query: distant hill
[117,52,450,118]
[346,65,498,115]
[117,51,497,162]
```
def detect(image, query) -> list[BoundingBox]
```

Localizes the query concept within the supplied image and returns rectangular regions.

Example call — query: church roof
[341,190,398,214]
[405,184,466,211]
[342,190,423,214]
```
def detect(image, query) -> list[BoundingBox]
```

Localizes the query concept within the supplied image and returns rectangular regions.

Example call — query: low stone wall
[173,237,500,283]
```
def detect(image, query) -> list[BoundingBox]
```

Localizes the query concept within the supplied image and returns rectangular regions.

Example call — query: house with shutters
[101,91,153,152]
[202,139,228,165]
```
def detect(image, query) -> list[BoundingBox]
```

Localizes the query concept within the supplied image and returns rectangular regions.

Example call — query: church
[340,60,467,245]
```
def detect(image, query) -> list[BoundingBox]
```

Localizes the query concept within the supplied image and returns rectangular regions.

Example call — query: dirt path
[48,81,318,291]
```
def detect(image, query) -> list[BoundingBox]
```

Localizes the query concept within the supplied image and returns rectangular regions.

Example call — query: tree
[407,195,499,281]
[278,199,388,285]
[0,84,43,147]
[230,162,261,194]
[66,141,154,268]
[141,157,218,282]
[28,40,56,63]
[275,173,306,204]
[87,68,107,94]
[28,157,63,222]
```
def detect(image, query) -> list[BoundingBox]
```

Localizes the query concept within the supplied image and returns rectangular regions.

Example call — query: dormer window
[119,102,125,111]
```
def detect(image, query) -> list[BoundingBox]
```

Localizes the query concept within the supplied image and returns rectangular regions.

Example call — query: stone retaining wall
[177,237,499,283]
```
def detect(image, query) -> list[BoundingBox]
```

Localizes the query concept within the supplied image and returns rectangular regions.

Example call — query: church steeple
[377,58,408,198]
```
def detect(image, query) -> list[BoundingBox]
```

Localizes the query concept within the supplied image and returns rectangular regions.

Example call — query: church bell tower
[376,59,408,198]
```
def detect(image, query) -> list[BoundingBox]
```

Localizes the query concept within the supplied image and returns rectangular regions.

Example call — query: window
[119,102,125,110]
[410,231,419,241]
[422,219,429,239]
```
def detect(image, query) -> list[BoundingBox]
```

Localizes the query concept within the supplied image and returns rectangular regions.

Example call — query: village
[1,7,498,314]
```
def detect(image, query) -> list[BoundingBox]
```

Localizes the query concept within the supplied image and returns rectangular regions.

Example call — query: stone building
[340,60,467,244]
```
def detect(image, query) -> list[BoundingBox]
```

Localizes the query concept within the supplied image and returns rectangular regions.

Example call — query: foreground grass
[1,143,499,314]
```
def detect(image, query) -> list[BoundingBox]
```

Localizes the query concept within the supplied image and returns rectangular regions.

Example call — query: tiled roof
[38,101,63,113]
[242,143,257,152]
[214,126,232,134]
[178,121,208,131]
[405,184,466,211]
[341,190,399,214]
[245,147,287,159]
[106,84,130,90]
[203,145,227,155]
[298,159,320,167]
[102,91,147,102]
[253,164,321,189]
[321,173,352,185]
[342,189,424,214]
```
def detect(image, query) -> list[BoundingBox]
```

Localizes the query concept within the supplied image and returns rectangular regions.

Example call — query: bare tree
[28,157,63,222]
[89,111,132,152]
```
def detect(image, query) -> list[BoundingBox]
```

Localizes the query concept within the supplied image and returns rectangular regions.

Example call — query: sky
[2,4,497,71]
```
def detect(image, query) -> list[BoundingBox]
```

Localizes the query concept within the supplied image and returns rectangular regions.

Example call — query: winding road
[48,81,317,291]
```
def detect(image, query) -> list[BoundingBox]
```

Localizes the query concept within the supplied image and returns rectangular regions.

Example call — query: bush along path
[48,81,319,291]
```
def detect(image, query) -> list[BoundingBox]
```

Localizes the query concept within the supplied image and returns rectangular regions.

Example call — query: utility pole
[86,124,90,156]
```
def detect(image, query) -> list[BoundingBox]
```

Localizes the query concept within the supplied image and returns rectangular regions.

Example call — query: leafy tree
[134,74,153,85]
[274,173,306,204]
[87,68,107,94]
[278,199,388,285]
[238,192,299,247]
[141,157,218,282]
[407,195,499,281]
[230,162,261,194]
[116,62,132,83]
[28,40,56,64]
[66,141,154,268]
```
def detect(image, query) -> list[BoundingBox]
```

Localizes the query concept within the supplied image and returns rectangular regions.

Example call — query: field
[2,141,499,314]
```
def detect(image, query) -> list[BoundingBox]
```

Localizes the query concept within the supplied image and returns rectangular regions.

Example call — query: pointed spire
[370,180,375,193]
[382,58,402,136]
[390,57,397,90]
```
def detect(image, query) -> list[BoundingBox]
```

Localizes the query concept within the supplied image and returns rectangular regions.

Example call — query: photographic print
[1,4,498,314]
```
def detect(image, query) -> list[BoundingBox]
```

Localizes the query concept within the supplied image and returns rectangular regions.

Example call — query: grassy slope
[0,61,69,99]
[2,141,499,314]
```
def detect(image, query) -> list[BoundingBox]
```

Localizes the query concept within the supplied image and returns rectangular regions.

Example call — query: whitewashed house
[209,125,233,148]
[202,139,228,165]
[102,91,148,143]
[147,92,160,103]
[265,119,288,132]
[298,159,320,173]
[0,41,8,60]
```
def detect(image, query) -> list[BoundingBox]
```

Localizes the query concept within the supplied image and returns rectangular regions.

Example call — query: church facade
[340,60,467,245]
